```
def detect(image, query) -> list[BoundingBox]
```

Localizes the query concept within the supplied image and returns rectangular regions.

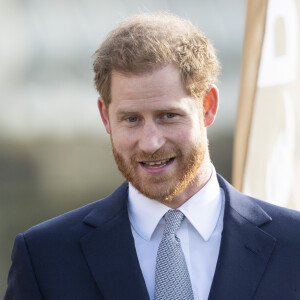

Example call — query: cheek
[111,130,137,152]
[173,131,189,144]
[169,124,200,144]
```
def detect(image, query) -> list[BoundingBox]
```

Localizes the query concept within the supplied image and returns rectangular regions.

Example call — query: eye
[127,116,138,123]
[165,113,175,118]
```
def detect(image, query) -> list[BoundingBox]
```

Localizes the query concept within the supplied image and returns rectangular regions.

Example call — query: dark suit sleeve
[5,233,42,300]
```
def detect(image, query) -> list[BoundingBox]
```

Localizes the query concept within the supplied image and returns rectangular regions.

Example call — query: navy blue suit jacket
[5,175,300,299]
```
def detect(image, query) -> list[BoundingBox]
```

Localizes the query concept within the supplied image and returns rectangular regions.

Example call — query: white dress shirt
[128,166,225,300]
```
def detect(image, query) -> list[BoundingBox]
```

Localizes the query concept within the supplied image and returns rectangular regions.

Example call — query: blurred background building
[0,0,246,295]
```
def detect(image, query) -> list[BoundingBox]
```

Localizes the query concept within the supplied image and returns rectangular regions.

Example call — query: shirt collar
[127,165,223,242]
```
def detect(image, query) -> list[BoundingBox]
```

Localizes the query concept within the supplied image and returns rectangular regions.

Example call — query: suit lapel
[209,176,276,300]
[80,183,149,300]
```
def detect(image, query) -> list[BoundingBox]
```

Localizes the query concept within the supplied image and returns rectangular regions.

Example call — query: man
[5,12,300,300]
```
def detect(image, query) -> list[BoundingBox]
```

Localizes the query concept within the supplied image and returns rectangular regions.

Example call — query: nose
[138,122,165,154]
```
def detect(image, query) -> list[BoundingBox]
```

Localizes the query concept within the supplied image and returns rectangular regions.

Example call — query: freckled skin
[99,64,218,208]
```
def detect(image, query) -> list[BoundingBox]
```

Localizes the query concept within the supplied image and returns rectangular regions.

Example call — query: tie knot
[164,210,185,235]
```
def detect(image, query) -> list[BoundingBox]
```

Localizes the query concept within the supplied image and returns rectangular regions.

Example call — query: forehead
[108,65,201,117]
[110,64,186,102]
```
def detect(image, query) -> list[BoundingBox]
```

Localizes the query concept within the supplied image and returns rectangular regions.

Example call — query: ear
[203,85,219,127]
[97,97,111,134]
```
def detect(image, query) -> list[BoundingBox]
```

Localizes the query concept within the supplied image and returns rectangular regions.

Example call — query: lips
[141,158,174,168]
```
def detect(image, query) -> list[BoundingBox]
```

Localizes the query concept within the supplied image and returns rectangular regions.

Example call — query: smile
[141,158,174,168]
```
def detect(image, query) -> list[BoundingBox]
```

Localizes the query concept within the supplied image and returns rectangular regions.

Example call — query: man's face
[99,64,215,205]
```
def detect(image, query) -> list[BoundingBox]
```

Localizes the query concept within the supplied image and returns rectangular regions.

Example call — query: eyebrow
[116,106,183,115]
[115,109,138,116]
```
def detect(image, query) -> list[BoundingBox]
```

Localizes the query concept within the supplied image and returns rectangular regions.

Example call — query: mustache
[131,148,182,162]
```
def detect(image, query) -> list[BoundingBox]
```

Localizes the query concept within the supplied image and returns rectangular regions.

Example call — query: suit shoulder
[23,182,128,243]
[218,173,300,225]
[254,197,300,224]
[217,174,300,240]
[24,199,99,239]
[251,198,300,248]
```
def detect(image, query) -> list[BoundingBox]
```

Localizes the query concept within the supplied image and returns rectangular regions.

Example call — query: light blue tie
[154,210,194,300]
